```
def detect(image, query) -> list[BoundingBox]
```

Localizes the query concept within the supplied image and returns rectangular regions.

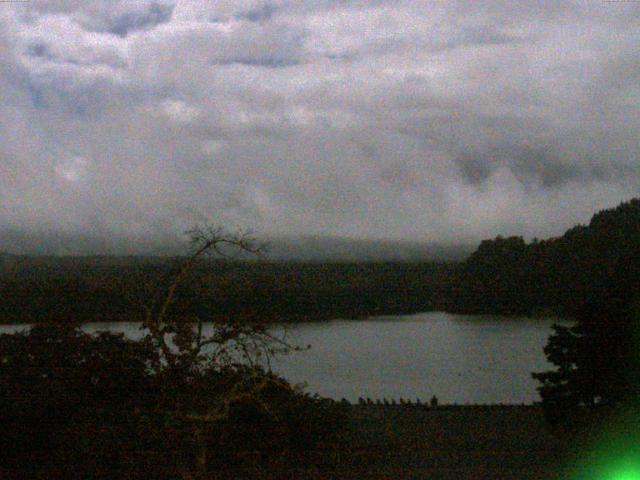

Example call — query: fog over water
[1,1,639,253]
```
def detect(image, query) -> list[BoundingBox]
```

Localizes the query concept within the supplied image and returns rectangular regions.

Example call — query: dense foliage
[447,198,640,316]
[527,199,640,427]
[532,300,640,426]
[0,323,156,478]
[0,322,347,479]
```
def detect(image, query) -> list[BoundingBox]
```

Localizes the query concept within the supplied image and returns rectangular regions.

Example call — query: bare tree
[126,226,314,477]
[136,225,301,387]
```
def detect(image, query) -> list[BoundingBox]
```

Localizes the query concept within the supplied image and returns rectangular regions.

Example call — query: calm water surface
[0,312,565,404]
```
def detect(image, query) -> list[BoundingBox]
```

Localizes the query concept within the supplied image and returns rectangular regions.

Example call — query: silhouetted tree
[533,254,640,428]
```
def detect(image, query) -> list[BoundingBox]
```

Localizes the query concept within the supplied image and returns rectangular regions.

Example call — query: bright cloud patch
[54,155,89,182]
[161,99,200,124]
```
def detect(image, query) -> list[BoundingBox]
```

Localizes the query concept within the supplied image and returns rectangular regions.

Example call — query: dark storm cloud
[455,152,493,186]
[105,2,175,37]
[456,144,598,189]
[236,2,279,23]
[0,0,639,251]
[449,24,526,48]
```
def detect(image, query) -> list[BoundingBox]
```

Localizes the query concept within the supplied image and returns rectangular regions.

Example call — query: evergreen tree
[533,253,640,427]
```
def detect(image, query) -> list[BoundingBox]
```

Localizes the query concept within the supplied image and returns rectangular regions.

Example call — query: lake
[0,312,565,404]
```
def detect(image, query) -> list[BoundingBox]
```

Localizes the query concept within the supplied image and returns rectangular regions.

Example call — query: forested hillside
[446,198,640,316]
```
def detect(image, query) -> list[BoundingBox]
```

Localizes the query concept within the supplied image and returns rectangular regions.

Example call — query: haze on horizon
[1,0,639,253]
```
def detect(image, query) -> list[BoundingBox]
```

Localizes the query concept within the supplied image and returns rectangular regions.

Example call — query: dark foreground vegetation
[0,321,569,480]
[0,322,348,480]
[0,324,566,480]
[0,229,351,479]
[1,319,635,479]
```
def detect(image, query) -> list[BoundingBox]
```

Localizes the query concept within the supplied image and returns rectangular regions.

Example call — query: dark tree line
[446,198,640,318]
[0,257,451,324]
[530,200,639,426]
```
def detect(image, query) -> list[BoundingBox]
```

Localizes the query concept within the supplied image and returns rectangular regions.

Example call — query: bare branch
[137,225,286,378]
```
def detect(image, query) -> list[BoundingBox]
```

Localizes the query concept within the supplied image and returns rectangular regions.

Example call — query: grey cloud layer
[1,0,639,249]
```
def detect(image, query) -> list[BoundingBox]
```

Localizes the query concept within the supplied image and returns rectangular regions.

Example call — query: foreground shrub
[0,323,346,479]
[0,322,157,477]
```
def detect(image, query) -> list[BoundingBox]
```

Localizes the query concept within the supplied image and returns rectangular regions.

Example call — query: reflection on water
[0,312,566,404]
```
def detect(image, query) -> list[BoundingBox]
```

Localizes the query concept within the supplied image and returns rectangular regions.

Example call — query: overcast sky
[1,0,639,249]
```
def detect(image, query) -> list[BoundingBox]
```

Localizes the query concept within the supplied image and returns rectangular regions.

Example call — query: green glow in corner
[567,405,640,480]
[607,463,640,480]
[571,452,640,480]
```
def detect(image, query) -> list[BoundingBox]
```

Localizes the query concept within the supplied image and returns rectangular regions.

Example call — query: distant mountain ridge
[0,230,473,262]
[263,236,473,262]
